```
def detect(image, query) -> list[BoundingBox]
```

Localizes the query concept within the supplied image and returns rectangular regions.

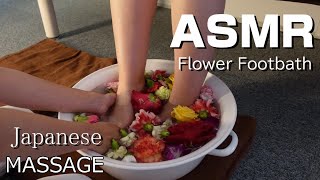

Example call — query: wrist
[84,92,106,114]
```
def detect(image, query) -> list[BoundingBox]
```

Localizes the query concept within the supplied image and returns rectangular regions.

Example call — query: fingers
[89,122,120,154]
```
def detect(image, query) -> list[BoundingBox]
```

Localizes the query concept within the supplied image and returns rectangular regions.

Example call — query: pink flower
[105,81,119,93]
[88,115,99,124]
[129,109,162,132]
[200,85,214,101]
[191,99,220,119]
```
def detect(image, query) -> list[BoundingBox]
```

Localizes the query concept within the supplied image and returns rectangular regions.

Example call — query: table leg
[37,0,59,38]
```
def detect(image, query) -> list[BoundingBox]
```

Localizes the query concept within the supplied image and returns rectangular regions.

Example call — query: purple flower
[163,144,185,160]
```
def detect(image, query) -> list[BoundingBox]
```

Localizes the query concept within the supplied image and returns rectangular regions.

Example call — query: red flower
[146,80,161,93]
[151,70,167,81]
[131,91,162,114]
[131,135,165,163]
[191,99,220,119]
[165,121,217,146]
[129,109,162,132]
[88,115,99,124]
[136,129,149,137]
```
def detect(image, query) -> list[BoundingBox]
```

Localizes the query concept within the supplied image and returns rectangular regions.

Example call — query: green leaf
[199,111,208,119]
[161,130,170,138]
[111,139,120,150]
[120,129,128,137]
[146,79,154,88]
[148,93,157,102]
[143,123,154,132]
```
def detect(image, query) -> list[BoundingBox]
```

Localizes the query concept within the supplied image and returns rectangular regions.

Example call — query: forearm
[0,67,105,113]
[0,109,118,161]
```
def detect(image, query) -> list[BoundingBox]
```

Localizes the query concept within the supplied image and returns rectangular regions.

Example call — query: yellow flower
[166,74,174,90]
[171,105,198,122]
[169,74,174,83]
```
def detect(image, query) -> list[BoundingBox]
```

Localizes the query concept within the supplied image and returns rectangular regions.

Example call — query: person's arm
[0,67,115,114]
[0,108,119,161]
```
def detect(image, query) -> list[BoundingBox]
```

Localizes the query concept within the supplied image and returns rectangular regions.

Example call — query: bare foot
[108,98,134,128]
[158,102,176,121]
[107,81,144,128]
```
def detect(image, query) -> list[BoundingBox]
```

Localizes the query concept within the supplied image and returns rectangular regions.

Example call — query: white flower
[152,119,173,139]
[162,119,173,127]
[120,132,137,147]
[107,146,127,159]
[155,86,171,100]
[122,155,137,163]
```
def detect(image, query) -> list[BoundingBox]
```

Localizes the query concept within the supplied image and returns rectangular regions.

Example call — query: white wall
[157,0,320,39]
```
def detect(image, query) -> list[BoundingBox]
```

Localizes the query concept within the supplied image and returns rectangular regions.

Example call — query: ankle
[118,79,145,92]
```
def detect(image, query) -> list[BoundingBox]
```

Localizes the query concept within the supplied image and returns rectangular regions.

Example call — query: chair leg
[37,0,59,38]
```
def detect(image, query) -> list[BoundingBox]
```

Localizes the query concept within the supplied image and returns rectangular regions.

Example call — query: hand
[88,122,120,154]
[108,91,134,129]
[92,93,117,115]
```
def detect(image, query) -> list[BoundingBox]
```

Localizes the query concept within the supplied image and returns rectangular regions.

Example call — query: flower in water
[74,113,88,122]
[151,70,167,81]
[129,109,162,132]
[171,106,198,122]
[131,135,165,163]
[165,121,216,146]
[120,132,137,147]
[152,119,173,139]
[191,99,219,119]
[163,144,185,160]
[122,155,137,163]
[105,81,119,93]
[146,79,162,93]
[131,91,162,114]
[107,146,128,159]
[199,85,214,101]
[87,115,99,124]
[155,86,171,100]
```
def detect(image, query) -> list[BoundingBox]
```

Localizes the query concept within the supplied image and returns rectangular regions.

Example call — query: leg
[37,0,59,38]
[160,0,226,119]
[109,0,157,128]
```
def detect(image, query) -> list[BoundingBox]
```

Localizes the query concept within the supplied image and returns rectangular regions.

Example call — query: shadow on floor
[58,20,112,39]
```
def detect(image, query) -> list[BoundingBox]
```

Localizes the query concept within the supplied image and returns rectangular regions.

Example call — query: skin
[0,67,115,114]
[109,0,158,128]
[109,0,226,122]
[0,67,121,161]
[0,109,119,161]
[160,0,226,119]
